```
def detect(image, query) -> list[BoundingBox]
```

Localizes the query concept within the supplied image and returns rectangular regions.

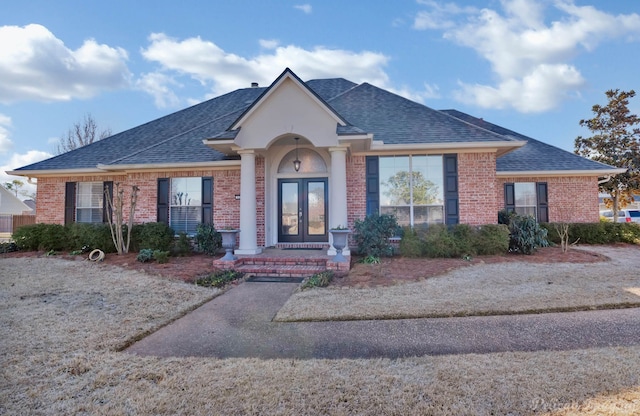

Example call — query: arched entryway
[276,148,328,243]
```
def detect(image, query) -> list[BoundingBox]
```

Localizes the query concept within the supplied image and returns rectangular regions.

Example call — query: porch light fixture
[293,137,301,172]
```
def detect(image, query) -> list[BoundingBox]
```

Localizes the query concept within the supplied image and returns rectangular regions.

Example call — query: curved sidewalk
[127,281,640,359]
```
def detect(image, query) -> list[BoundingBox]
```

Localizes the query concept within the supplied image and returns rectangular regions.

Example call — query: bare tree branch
[56,113,112,154]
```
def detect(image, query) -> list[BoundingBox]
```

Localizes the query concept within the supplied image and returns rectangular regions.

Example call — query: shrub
[0,241,18,254]
[12,224,45,251]
[195,223,222,256]
[131,222,174,252]
[137,248,154,263]
[152,250,170,264]
[508,215,549,254]
[173,232,193,256]
[421,224,460,258]
[474,224,510,255]
[301,270,334,290]
[353,213,398,257]
[12,223,69,251]
[67,223,116,253]
[399,228,423,257]
[542,222,640,245]
[195,270,244,288]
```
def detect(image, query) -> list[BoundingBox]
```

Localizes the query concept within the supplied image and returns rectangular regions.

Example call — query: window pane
[414,206,444,224]
[515,207,536,218]
[381,206,410,227]
[171,177,202,207]
[412,155,444,205]
[278,148,327,173]
[170,206,201,234]
[76,182,103,223]
[514,183,536,206]
[380,156,410,206]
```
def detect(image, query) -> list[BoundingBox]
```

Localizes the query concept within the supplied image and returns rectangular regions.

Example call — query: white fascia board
[5,167,109,177]
[366,140,526,155]
[96,160,241,172]
[202,139,237,155]
[497,168,627,177]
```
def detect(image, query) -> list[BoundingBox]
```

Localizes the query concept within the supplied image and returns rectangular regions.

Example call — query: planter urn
[329,229,350,262]
[218,229,239,261]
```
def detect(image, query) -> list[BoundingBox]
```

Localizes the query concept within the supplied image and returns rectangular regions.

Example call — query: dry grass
[1,253,640,415]
[276,246,640,322]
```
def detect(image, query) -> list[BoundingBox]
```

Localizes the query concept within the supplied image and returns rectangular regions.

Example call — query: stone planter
[329,229,350,262]
[218,229,239,261]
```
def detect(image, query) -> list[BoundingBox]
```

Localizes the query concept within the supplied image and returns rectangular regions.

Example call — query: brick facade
[497,175,599,223]
[457,152,499,225]
[346,155,367,228]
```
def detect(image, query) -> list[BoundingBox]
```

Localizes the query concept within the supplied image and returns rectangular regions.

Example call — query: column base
[235,248,263,255]
[327,248,351,256]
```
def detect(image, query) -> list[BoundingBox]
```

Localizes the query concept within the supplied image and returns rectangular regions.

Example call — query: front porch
[213,244,351,278]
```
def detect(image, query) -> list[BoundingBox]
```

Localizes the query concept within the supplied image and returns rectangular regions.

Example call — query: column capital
[328,146,349,154]
[237,148,256,156]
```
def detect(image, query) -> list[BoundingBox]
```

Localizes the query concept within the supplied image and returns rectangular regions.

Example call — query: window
[170,177,202,234]
[379,155,444,227]
[514,183,537,218]
[76,182,104,223]
[504,182,548,222]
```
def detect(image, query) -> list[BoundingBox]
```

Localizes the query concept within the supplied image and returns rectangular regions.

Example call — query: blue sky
[1,0,639,196]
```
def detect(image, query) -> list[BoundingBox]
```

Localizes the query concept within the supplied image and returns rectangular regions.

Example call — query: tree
[56,113,112,154]
[575,89,640,222]
[383,170,440,205]
[3,179,24,197]
[105,183,139,255]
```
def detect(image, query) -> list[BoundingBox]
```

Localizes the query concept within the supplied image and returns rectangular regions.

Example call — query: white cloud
[414,0,640,112]
[136,72,182,109]
[139,33,391,104]
[0,114,13,154]
[1,149,52,198]
[0,24,131,103]
[294,4,312,14]
[259,39,280,49]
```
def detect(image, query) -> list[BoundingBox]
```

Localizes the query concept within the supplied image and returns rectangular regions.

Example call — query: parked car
[600,209,640,223]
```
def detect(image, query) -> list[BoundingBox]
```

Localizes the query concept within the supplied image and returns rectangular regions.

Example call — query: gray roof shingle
[441,109,617,172]
[14,72,613,175]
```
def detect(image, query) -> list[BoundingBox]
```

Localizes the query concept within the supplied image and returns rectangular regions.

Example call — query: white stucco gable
[231,69,347,150]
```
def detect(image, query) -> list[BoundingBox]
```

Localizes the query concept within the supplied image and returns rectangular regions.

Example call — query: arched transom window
[278,148,327,173]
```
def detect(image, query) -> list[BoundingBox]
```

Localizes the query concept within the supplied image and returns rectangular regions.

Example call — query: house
[0,185,34,240]
[8,68,623,257]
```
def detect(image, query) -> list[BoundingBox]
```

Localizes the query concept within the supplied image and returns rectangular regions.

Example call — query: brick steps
[236,264,326,278]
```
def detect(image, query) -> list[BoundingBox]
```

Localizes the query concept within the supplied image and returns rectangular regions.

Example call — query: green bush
[353,213,398,257]
[301,270,334,290]
[131,222,174,252]
[421,224,461,258]
[152,250,170,264]
[173,232,193,256]
[398,227,423,257]
[509,215,549,254]
[195,223,222,256]
[66,223,117,253]
[137,248,154,262]
[12,224,45,251]
[474,224,510,255]
[195,270,244,288]
[542,222,640,245]
[0,241,18,253]
[12,223,69,251]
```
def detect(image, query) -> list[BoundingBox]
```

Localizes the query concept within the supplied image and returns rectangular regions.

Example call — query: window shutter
[64,182,76,225]
[443,154,459,225]
[157,178,169,224]
[536,182,549,223]
[365,156,379,216]
[103,181,113,223]
[504,183,515,213]
[201,177,213,224]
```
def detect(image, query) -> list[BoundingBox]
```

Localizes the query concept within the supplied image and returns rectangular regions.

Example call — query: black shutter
[103,181,113,223]
[157,178,169,224]
[443,154,459,225]
[504,183,515,213]
[201,177,213,224]
[365,156,379,216]
[64,182,76,225]
[536,182,549,223]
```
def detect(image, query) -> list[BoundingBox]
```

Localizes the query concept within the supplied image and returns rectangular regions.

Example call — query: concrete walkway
[126,281,640,359]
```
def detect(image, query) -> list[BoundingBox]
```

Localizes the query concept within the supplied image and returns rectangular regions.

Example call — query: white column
[328,147,350,256]
[235,150,262,255]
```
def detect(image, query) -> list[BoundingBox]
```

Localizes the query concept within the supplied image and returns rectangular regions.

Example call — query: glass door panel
[278,178,328,243]
[307,181,326,236]
[280,182,299,237]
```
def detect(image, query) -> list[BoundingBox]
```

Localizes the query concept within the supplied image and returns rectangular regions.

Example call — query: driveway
[126,281,640,359]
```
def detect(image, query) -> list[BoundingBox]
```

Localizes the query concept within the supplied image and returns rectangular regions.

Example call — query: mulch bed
[2,245,610,288]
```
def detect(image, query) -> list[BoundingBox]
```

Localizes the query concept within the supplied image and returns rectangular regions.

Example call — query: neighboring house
[8,68,623,255]
[0,186,34,239]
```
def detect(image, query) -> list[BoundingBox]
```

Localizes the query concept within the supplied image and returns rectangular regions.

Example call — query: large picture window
[170,177,202,234]
[504,182,548,222]
[76,182,104,223]
[379,155,444,226]
[514,183,537,218]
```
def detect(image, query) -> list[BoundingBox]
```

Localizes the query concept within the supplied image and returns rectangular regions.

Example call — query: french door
[278,178,328,243]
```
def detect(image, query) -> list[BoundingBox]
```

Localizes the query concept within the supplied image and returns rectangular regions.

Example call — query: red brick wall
[497,176,599,223]
[36,169,242,228]
[346,155,367,228]
[458,152,499,225]
[255,156,265,247]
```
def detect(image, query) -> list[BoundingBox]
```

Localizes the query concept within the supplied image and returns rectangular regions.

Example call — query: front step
[236,264,326,278]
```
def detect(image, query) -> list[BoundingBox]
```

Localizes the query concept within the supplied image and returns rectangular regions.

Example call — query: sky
[1,0,639,198]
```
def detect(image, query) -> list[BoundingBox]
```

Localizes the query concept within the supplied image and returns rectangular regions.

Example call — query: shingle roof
[326,83,514,145]
[14,71,612,174]
[441,109,617,172]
